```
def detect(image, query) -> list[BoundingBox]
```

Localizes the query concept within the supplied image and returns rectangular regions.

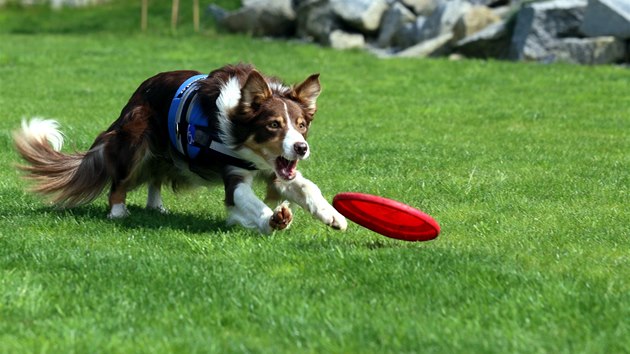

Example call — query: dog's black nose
[294,142,308,156]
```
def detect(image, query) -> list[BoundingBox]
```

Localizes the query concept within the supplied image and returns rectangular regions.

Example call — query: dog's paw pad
[269,204,293,231]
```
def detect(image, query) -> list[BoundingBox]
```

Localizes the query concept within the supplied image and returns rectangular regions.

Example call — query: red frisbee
[333,192,440,241]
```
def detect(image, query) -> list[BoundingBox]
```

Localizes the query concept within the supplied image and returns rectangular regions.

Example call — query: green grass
[1,2,629,353]
[0,0,240,35]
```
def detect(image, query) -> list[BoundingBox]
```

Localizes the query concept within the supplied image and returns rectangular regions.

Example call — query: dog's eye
[298,122,307,130]
[268,121,280,129]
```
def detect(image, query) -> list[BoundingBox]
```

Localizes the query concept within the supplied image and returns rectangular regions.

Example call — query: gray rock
[401,0,443,16]
[392,16,427,48]
[466,0,502,5]
[217,6,259,34]
[365,44,397,58]
[329,30,366,49]
[216,0,296,37]
[377,1,417,47]
[580,0,630,39]
[491,5,513,20]
[208,4,229,22]
[330,0,389,32]
[455,19,512,59]
[453,5,501,42]
[416,0,472,43]
[553,36,627,64]
[296,0,340,44]
[509,0,588,61]
[395,32,454,57]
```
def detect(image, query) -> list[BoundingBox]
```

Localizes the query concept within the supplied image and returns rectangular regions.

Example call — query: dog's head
[231,71,321,181]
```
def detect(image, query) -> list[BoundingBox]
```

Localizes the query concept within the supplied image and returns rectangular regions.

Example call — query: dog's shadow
[45,205,232,235]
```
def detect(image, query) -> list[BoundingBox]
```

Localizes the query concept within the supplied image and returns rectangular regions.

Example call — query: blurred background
[0,0,238,35]
[1,0,629,65]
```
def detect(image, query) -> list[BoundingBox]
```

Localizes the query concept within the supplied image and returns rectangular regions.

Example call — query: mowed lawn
[1,22,629,354]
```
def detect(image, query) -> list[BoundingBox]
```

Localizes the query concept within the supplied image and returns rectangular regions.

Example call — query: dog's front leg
[224,173,292,234]
[272,172,347,231]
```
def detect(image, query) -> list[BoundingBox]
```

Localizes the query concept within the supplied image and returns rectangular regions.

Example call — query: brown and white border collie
[13,63,347,234]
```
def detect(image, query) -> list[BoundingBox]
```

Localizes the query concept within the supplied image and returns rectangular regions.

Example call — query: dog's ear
[241,70,272,110]
[293,74,321,116]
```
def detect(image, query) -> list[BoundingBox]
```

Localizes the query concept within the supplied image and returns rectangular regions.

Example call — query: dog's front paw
[327,210,348,231]
[315,206,347,231]
[269,203,293,231]
[329,211,347,231]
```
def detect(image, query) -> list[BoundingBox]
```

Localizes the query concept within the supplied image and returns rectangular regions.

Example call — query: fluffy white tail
[20,118,65,152]
[13,118,109,208]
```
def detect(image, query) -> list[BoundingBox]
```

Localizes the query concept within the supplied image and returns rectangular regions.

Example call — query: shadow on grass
[121,206,231,234]
[31,205,432,245]
[31,204,231,235]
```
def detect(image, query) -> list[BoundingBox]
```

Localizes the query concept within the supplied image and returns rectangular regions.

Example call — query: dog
[13,63,347,234]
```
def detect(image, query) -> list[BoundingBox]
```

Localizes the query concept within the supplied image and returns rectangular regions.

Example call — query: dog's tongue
[275,157,298,180]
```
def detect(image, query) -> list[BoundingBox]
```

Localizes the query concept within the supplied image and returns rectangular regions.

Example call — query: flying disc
[333,192,440,241]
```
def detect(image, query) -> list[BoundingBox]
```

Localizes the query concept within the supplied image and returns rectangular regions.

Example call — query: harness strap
[167,74,257,171]
[168,74,206,156]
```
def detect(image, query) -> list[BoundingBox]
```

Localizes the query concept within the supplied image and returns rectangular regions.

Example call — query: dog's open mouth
[275,156,298,180]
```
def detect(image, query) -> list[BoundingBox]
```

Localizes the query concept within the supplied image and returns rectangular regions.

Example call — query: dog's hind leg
[106,155,138,219]
[102,106,154,219]
[108,184,130,219]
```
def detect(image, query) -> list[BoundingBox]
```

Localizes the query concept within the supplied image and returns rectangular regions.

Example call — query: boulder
[400,0,442,16]
[392,16,427,49]
[466,0,502,5]
[214,0,296,37]
[509,0,588,61]
[453,5,501,41]
[416,0,472,43]
[328,30,366,49]
[296,0,340,44]
[330,0,389,32]
[580,0,630,39]
[377,1,417,47]
[491,5,513,20]
[455,19,512,59]
[395,32,454,57]
[553,36,627,64]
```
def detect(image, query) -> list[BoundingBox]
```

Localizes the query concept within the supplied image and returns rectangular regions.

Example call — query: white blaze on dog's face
[281,101,309,159]
[235,71,321,181]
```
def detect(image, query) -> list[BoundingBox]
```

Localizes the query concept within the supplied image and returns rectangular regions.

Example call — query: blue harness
[167,75,257,171]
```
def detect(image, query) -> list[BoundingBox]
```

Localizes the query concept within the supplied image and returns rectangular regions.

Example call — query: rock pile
[210,0,630,65]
